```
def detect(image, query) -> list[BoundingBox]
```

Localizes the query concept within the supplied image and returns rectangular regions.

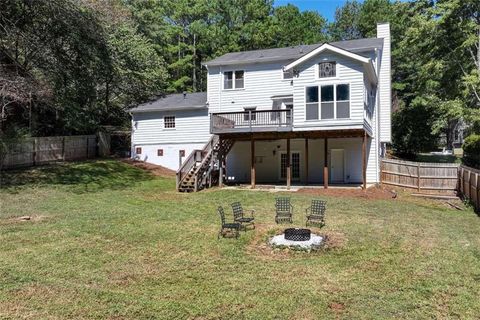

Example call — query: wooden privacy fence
[1,134,109,170]
[381,158,459,192]
[458,165,480,212]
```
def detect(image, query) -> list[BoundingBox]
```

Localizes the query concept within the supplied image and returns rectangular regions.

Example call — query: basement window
[164,116,175,128]
[157,149,163,156]
[136,147,142,154]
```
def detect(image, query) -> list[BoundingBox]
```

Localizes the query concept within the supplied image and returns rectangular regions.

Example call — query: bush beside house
[462,134,480,169]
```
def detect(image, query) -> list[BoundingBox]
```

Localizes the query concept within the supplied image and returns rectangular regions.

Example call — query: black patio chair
[217,206,240,239]
[231,202,255,231]
[305,199,326,227]
[275,197,293,223]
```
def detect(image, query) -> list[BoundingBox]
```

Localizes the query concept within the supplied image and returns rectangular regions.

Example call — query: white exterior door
[330,149,344,183]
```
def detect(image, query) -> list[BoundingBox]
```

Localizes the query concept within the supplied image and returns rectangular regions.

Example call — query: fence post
[32,138,37,166]
[417,163,421,192]
[476,173,480,212]
[61,136,66,161]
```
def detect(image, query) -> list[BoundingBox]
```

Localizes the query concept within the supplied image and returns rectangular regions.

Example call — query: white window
[305,86,319,120]
[336,84,350,119]
[283,69,294,80]
[224,70,244,89]
[318,61,336,78]
[321,85,334,119]
[164,116,175,128]
[305,84,350,120]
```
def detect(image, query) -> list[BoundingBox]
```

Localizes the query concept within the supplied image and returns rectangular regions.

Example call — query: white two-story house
[130,23,391,192]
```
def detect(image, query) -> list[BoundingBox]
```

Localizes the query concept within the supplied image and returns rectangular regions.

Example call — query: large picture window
[224,70,244,89]
[305,84,350,120]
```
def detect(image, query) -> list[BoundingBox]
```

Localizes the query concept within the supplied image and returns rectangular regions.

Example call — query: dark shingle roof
[203,38,383,67]
[130,92,207,113]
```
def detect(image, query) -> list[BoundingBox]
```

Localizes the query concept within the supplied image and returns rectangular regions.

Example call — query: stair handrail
[176,135,219,190]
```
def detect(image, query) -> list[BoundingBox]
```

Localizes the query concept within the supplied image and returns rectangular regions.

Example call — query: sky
[273,0,368,22]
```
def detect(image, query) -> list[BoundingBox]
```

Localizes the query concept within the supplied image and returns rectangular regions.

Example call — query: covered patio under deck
[216,129,370,190]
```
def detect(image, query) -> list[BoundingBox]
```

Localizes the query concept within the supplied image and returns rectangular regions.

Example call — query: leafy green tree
[271,4,328,47]
[329,0,362,41]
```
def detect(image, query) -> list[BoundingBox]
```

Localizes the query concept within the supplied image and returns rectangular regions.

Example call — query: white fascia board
[365,61,378,85]
[283,43,371,71]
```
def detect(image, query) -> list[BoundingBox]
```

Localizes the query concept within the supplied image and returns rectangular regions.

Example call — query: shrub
[462,134,480,168]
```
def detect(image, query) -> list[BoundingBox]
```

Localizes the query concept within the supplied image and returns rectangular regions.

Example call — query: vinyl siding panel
[207,62,294,114]
[292,52,366,130]
[132,109,211,145]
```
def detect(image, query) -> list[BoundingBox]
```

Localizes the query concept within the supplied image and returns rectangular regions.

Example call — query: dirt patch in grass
[298,185,396,200]
[121,159,175,177]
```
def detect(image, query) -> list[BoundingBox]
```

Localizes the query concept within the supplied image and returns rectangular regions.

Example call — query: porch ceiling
[218,128,368,141]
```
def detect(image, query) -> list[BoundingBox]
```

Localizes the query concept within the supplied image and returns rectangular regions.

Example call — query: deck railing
[211,110,293,134]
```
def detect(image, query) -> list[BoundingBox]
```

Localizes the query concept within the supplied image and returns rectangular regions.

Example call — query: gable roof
[130,92,207,113]
[284,43,371,70]
[203,38,383,67]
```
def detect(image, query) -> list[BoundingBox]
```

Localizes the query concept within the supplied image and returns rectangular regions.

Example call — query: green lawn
[1,160,480,319]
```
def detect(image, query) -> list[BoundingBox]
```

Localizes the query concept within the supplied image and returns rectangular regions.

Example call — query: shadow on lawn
[0,159,154,193]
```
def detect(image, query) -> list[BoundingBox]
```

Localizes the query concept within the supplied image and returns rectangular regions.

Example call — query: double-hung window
[305,84,350,120]
[321,85,334,119]
[336,84,350,118]
[305,86,319,120]
[224,70,244,89]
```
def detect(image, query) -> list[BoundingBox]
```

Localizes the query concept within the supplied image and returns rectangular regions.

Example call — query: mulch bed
[297,185,396,200]
[121,159,176,177]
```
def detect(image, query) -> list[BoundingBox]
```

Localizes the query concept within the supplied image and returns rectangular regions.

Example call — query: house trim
[284,43,370,70]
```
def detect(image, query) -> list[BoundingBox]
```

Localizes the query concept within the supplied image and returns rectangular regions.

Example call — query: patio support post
[287,138,291,189]
[251,137,255,188]
[219,138,223,188]
[362,132,367,190]
[305,138,309,185]
[324,138,328,189]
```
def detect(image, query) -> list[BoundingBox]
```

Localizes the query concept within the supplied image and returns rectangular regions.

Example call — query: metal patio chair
[231,202,255,231]
[217,206,240,239]
[305,199,326,227]
[275,197,293,223]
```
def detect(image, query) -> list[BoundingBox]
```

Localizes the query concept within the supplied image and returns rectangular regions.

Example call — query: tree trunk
[192,34,197,92]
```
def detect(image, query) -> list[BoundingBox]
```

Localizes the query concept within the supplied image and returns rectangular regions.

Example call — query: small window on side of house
[164,116,175,128]
[136,147,142,154]
[157,149,163,156]
[318,61,336,78]
[179,150,185,157]
[283,69,294,80]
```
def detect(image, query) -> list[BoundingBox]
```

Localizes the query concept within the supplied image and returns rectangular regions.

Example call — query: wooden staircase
[176,135,234,192]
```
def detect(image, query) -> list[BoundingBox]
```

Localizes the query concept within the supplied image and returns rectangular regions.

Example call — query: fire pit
[284,228,311,241]
[269,228,324,250]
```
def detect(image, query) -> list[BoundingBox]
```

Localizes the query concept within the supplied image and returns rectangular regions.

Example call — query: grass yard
[1,160,480,319]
